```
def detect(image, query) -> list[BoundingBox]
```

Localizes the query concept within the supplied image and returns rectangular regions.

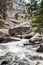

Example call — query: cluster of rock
[9,25,43,44]
[0,22,43,53]
[9,25,43,52]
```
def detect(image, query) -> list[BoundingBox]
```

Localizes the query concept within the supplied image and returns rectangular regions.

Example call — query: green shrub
[31,14,43,33]
[0,20,4,24]
[24,14,29,19]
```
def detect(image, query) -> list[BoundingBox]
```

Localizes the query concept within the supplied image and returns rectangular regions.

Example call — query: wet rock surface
[29,33,43,44]
[37,43,43,52]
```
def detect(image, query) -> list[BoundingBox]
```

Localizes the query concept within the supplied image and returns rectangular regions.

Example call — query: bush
[31,14,43,33]
[36,14,43,22]
[0,20,4,24]
[24,14,29,19]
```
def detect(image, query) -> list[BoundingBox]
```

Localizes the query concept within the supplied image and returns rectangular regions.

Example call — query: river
[0,39,43,65]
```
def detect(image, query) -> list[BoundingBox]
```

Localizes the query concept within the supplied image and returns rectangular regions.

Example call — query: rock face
[37,43,43,52]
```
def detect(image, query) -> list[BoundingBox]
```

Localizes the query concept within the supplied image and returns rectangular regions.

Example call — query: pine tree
[40,0,43,14]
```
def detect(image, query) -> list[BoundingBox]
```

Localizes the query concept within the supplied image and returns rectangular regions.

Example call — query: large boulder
[9,26,32,37]
[29,33,42,44]
[17,32,35,39]
[23,32,35,39]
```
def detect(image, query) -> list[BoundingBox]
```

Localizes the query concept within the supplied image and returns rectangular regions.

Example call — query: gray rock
[37,43,43,52]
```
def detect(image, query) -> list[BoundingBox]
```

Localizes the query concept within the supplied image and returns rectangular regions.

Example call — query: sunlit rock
[29,33,42,44]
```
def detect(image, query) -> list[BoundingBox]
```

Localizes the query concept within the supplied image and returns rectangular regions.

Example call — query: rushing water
[0,39,43,65]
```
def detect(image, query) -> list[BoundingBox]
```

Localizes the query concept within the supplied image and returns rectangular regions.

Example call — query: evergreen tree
[40,0,43,14]
[31,0,43,34]
[30,0,37,11]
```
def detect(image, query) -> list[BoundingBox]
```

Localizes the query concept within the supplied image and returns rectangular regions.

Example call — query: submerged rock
[37,43,43,52]
[1,61,8,65]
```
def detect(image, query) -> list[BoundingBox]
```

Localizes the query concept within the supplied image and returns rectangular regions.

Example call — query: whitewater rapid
[0,39,43,65]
